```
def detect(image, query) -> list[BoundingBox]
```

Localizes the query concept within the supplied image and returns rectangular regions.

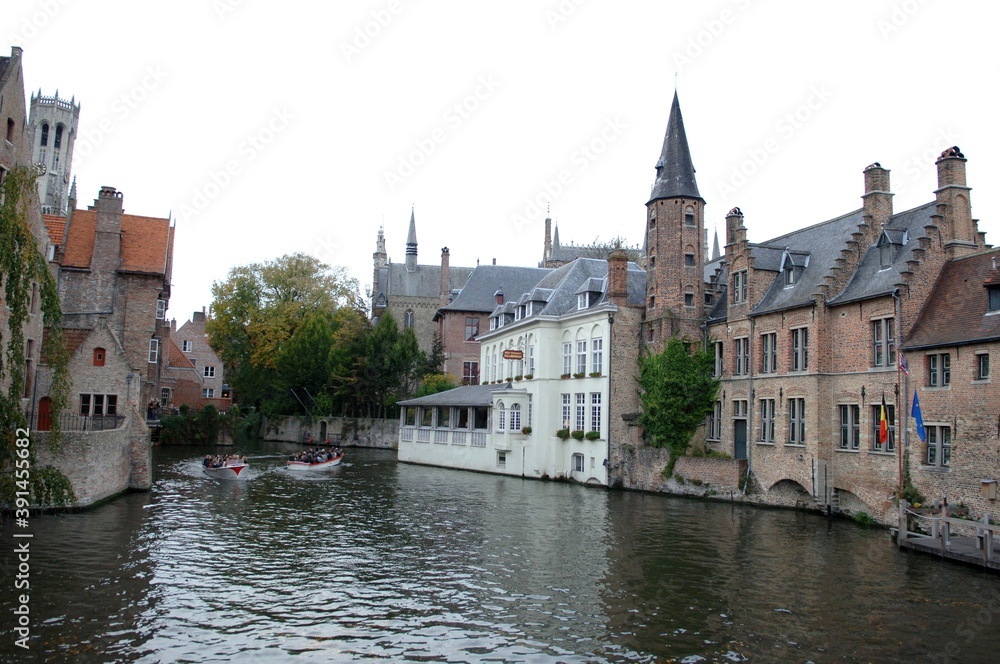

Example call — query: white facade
[398,301,613,486]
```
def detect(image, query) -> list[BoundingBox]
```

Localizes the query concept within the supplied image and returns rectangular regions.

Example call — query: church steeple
[405,206,417,272]
[648,91,701,203]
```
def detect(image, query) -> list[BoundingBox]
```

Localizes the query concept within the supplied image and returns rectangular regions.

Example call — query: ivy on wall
[0,165,73,507]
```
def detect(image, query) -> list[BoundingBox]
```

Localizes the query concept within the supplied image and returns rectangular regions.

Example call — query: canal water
[3,443,1000,663]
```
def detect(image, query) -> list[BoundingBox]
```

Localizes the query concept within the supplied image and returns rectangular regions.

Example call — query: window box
[514,375,523,381]
[556,428,570,440]
[573,373,585,379]
[561,374,571,379]
[571,430,586,441]
[521,426,532,435]
[585,430,600,441]
[589,372,602,378]
[523,374,533,380]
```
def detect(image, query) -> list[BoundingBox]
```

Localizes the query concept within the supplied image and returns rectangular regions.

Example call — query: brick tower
[644,91,705,344]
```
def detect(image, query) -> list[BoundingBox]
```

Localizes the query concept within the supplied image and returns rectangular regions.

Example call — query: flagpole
[899,361,907,500]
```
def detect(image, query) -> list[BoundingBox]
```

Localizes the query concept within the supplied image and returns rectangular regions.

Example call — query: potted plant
[556,428,570,440]
[523,374,533,380]
[521,426,532,435]
[585,430,600,441]
[571,430,585,441]
[561,373,571,379]
[573,372,585,379]
[505,377,513,383]
[589,372,602,378]
[514,375,523,381]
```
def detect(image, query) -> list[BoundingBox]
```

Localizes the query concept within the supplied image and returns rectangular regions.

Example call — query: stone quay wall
[260,416,399,449]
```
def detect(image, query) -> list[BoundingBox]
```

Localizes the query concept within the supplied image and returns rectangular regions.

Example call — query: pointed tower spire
[649,91,701,203]
[553,222,561,249]
[712,228,721,260]
[405,206,418,271]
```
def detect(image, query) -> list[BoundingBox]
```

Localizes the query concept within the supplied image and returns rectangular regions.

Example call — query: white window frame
[838,404,860,450]
[575,393,586,431]
[590,392,601,435]
[591,337,603,375]
[872,318,896,367]
[156,299,167,320]
[148,338,160,364]
[928,353,951,387]
[576,340,587,375]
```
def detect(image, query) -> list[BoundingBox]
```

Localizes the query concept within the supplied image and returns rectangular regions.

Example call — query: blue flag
[911,390,927,442]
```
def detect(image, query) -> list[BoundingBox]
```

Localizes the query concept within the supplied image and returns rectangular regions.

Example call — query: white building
[397,257,645,485]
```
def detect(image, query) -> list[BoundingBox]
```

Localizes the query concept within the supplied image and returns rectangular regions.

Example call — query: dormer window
[989,286,1000,312]
[783,263,796,286]
[578,293,589,310]
[490,317,497,331]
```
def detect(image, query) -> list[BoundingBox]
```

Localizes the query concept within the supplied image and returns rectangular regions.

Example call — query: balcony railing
[36,413,126,432]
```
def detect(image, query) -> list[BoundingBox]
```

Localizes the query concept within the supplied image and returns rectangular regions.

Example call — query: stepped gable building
[371,208,474,353]
[434,263,552,385]
[27,88,80,215]
[703,146,991,520]
[39,185,175,424]
[0,46,49,410]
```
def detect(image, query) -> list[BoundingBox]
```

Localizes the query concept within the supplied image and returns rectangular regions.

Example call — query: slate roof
[648,91,701,202]
[439,264,551,314]
[0,55,10,83]
[58,208,174,275]
[398,382,511,407]
[375,262,474,301]
[829,203,937,305]
[750,208,865,315]
[489,257,646,321]
[904,248,1000,350]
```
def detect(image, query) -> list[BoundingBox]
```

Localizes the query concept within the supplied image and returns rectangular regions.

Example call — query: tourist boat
[286,452,344,471]
[203,461,250,480]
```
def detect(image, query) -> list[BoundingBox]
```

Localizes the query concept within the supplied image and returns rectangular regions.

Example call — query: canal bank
[4,444,1000,662]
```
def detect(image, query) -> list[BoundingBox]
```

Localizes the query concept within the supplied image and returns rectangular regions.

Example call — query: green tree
[425,331,445,374]
[207,253,364,409]
[637,337,719,470]
[417,373,457,397]
[354,311,425,418]
[0,166,72,507]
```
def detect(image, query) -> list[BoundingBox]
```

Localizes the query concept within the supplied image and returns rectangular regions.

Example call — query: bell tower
[644,91,705,343]
[28,90,81,215]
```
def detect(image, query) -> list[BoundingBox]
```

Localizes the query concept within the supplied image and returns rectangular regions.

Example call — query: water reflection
[1,445,999,663]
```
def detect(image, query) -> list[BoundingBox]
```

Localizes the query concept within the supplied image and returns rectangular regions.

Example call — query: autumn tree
[207,253,364,410]
[637,337,719,472]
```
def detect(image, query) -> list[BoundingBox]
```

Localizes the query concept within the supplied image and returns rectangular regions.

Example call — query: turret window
[54,124,63,149]
[684,206,695,226]
[40,122,49,146]
[403,309,415,328]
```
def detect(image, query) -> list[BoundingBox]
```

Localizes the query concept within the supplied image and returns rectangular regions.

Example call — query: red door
[37,397,53,431]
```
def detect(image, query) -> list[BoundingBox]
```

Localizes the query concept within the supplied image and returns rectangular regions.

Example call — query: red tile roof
[58,207,172,275]
[43,214,66,247]
[905,249,1000,349]
[167,338,196,369]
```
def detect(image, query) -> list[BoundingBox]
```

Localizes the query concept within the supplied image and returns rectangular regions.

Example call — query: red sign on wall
[502,349,523,360]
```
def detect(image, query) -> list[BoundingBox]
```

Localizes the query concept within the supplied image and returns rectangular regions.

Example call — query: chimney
[862,162,893,241]
[607,249,628,305]
[934,146,976,248]
[725,207,745,248]
[495,288,504,305]
[439,247,450,307]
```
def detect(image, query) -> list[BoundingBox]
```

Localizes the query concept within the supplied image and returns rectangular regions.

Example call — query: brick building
[0,46,49,414]
[38,185,175,427]
[161,309,231,412]
[371,209,474,354]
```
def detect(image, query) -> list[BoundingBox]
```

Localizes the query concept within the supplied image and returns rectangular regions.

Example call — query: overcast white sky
[10,1,1000,323]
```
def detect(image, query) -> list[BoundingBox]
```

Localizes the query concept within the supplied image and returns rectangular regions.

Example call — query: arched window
[93,347,106,366]
[40,123,49,146]
[54,124,64,149]
[403,309,415,328]
[510,404,521,431]
[684,205,695,226]
[497,402,506,431]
